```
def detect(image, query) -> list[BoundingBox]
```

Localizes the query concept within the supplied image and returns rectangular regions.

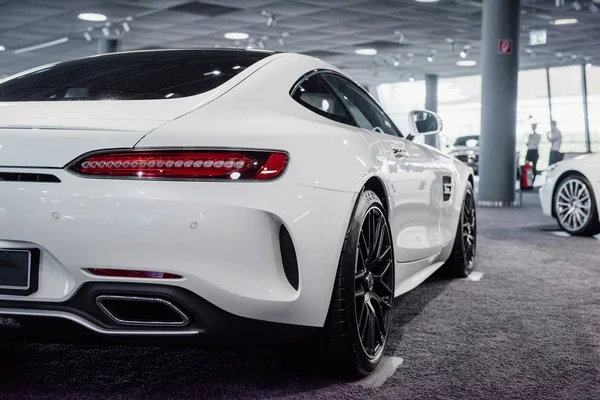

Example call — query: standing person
[525,123,541,183]
[548,120,563,165]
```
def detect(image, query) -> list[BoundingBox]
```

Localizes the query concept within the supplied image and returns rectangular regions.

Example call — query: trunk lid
[0,96,207,167]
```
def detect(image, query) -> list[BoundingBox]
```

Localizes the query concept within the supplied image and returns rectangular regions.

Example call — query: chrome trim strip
[96,295,189,327]
[0,308,199,336]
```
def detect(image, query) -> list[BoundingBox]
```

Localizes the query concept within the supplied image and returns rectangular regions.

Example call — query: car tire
[443,181,476,278]
[321,189,395,378]
[553,174,600,236]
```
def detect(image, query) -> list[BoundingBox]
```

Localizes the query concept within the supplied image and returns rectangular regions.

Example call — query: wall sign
[498,39,513,54]
[529,29,547,46]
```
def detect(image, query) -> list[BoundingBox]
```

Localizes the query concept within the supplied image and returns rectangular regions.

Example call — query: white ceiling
[0,0,598,85]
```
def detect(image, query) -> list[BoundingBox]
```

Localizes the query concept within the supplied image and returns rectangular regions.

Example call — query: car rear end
[0,50,355,345]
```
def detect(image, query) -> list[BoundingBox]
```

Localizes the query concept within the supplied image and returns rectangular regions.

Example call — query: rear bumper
[0,168,357,328]
[0,282,318,346]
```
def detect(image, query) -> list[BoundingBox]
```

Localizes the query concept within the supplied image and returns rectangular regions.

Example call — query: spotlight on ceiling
[83,31,92,42]
[408,75,415,82]
[457,60,477,67]
[551,18,578,24]
[224,32,249,40]
[572,0,582,11]
[78,13,107,22]
[590,4,599,12]
[460,45,471,59]
[0,45,5,51]
[261,10,276,27]
[122,21,131,32]
[446,37,455,51]
[355,48,377,56]
[586,62,593,68]
[570,54,578,60]
[427,51,436,62]
[101,26,110,37]
[393,57,400,67]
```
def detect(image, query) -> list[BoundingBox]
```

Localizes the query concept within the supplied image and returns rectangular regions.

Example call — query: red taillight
[68,150,288,180]
[88,269,182,279]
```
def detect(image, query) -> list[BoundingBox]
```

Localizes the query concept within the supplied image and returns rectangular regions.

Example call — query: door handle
[392,148,408,158]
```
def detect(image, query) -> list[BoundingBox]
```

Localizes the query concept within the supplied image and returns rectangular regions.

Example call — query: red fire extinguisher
[521,162,534,190]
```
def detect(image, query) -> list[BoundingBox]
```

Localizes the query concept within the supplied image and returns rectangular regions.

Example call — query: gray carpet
[0,192,599,400]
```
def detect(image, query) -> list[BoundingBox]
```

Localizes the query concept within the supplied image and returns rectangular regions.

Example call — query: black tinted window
[0,50,270,101]
[323,74,401,137]
[292,74,356,126]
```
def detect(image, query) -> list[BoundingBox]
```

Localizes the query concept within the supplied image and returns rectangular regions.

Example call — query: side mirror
[407,110,443,136]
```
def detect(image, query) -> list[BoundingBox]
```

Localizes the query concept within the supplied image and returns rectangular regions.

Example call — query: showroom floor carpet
[0,192,599,400]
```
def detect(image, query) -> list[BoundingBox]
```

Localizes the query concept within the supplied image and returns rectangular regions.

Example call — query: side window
[323,74,402,137]
[291,74,357,126]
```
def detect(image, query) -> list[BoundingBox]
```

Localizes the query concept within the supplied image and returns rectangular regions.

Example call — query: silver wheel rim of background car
[556,178,592,232]
[462,189,477,267]
[354,206,394,360]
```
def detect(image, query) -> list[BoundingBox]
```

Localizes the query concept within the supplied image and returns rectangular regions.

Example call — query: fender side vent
[279,225,299,290]
[0,173,61,183]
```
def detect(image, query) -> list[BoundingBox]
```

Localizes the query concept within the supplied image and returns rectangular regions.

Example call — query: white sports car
[0,49,475,377]
[540,153,600,236]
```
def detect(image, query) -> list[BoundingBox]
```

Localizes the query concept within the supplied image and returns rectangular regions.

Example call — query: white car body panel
[539,152,600,220]
[0,51,472,329]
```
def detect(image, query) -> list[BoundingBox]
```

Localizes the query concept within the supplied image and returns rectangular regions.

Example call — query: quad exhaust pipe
[96,295,189,327]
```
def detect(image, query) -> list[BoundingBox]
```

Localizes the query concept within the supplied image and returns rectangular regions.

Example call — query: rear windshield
[0,50,271,101]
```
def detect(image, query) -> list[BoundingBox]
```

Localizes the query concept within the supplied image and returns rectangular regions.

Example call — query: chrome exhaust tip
[96,295,189,327]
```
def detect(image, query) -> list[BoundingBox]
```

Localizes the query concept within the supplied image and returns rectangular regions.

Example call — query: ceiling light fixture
[460,45,471,59]
[78,13,107,22]
[414,0,440,2]
[224,32,249,40]
[446,37,455,52]
[122,22,131,32]
[0,45,5,51]
[457,60,477,67]
[261,10,276,27]
[408,75,415,82]
[551,18,578,25]
[101,26,110,37]
[427,51,436,62]
[572,0,582,11]
[83,31,92,42]
[355,48,377,56]
[590,4,599,12]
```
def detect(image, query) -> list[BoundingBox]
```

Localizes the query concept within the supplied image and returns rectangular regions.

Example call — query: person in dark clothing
[525,123,541,184]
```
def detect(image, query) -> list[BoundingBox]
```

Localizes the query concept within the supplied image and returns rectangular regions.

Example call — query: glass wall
[548,66,587,155]
[517,69,552,168]
[586,65,600,152]
[376,64,593,171]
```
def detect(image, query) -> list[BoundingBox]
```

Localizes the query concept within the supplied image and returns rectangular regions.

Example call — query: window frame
[290,69,403,137]
[289,70,358,127]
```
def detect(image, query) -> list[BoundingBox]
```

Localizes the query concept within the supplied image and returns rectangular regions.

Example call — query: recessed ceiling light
[0,45,5,51]
[355,48,377,56]
[551,18,578,25]
[457,60,477,67]
[224,32,249,40]
[78,13,107,22]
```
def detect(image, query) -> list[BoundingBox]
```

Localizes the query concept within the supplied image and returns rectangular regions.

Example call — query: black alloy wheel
[322,190,395,378]
[461,186,477,269]
[443,181,476,277]
[354,206,394,360]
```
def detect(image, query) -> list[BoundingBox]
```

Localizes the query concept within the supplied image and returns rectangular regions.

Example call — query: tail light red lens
[88,269,182,279]
[68,150,288,180]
